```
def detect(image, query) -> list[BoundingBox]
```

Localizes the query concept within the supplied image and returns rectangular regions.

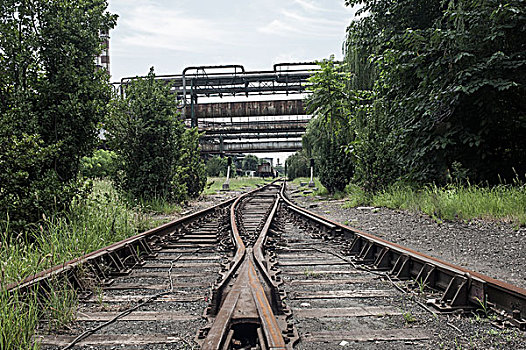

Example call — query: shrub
[80,149,119,178]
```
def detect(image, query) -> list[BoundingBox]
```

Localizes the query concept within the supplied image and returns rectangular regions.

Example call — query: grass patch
[289,177,328,197]
[0,288,39,349]
[0,179,159,348]
[1,180,152,285]
[344,183,526,226]
[135,197,182,215]
[203,177,274,195]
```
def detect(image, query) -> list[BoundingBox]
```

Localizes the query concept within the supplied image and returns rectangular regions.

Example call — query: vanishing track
[8,181,526,349]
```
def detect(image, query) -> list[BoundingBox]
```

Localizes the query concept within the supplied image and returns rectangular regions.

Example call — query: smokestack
[97,29,110,77]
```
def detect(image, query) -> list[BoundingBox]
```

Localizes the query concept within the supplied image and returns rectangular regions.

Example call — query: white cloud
[117,4,229,53]
[258,9,347,38]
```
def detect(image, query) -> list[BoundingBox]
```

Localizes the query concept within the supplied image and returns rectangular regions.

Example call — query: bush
[80,149,119,178]
[286,152,310,180]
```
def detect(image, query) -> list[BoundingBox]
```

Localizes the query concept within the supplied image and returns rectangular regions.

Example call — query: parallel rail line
[6,180,526,349]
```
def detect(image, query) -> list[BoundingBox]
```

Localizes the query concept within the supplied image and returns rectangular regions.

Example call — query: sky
[107,0,358,81]
[106,0,358,163]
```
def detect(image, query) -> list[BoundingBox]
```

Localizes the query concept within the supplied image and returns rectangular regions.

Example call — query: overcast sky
[107,0,358,81]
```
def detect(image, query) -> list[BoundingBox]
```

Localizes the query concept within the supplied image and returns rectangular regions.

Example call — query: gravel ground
[276,205,526,349]
[289,184,526,290]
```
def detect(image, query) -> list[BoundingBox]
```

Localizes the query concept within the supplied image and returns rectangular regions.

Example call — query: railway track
[8,181,526,349]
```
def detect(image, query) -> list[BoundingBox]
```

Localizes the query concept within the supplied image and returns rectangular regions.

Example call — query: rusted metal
[118,63,318,101]
[280,182,526,330]
[201,140,302,154]
[201,184,292,350]
[186,100,306,118]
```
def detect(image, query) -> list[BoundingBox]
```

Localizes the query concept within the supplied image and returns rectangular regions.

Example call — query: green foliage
[303,57,355,193]
[241,155,260,171]
[206,156,236,177]
[285,152,310,180]
[107,68,206,202]
[80,149,119,178]
[176,128,207,199]
[344,0,526,190]
[0,0,117,231]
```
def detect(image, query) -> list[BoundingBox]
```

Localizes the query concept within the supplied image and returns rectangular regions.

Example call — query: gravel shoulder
[288,184,526,290]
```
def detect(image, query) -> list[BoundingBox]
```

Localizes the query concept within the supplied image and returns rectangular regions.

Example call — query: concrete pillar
[222,157,232,190]
[308,158,315,187]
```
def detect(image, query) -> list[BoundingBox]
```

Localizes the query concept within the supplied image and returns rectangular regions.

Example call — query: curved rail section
[7,196,241,296]
[200,183,296,350]
[280,182,526,330]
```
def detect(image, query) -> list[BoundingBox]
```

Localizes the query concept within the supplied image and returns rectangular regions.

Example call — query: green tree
[285,152,310,180]
[242,155,260,171]
[344,0,526,189]
[205,156,236,177]
[176,128,207,199]
[304,57,355,193]
[0,0,117,230]
[107,68,205,202]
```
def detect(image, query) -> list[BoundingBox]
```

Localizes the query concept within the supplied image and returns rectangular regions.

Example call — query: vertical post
[308,158,315,187]
[223,157,232,190]
[190,79,197,128]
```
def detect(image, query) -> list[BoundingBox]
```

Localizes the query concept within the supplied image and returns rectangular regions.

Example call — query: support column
[308,158,315,187]
[222,157,232,190]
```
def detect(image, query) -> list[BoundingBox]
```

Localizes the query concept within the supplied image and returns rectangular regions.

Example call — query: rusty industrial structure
[96,29,110,75]
[118,63,319,154]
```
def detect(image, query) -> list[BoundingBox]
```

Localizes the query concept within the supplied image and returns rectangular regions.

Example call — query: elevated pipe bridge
[117,63,319,154]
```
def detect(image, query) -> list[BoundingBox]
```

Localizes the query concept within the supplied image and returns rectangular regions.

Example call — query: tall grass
[344,183,526,226]
[0,288,39,349]
[0,179,154,348]
[1,180,149,285]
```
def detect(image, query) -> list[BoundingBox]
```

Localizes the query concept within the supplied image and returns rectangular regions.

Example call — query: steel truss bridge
[117,63,319,154]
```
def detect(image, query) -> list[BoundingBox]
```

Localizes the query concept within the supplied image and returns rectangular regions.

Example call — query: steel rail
[280,182,526,330]
[6,192,243,295]
[202,183,288,349]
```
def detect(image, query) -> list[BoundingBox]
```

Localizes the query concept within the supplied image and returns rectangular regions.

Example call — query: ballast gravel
[289,185,526,289]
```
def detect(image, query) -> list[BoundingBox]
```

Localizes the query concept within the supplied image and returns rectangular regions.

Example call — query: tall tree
[0,0,117,229]
[304,57,355,193]
[107,68,206,202]
[344,0,526,189]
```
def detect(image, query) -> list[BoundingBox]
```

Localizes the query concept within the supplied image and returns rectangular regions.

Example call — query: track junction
[9,181,526,349]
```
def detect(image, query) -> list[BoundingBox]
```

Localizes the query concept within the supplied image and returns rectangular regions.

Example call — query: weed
[454,336,463,349]
[413,277,426,294]
[0,288,40,349]
[303,268,320,278]
[402,310,416,324]
[475,296,490,318]
[94,286,107,309]
[41,280,78,331]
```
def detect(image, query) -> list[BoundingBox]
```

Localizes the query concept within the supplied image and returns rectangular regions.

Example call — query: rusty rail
[280,182,526,330]
[201,183,291,349]
[6,184,276,296]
